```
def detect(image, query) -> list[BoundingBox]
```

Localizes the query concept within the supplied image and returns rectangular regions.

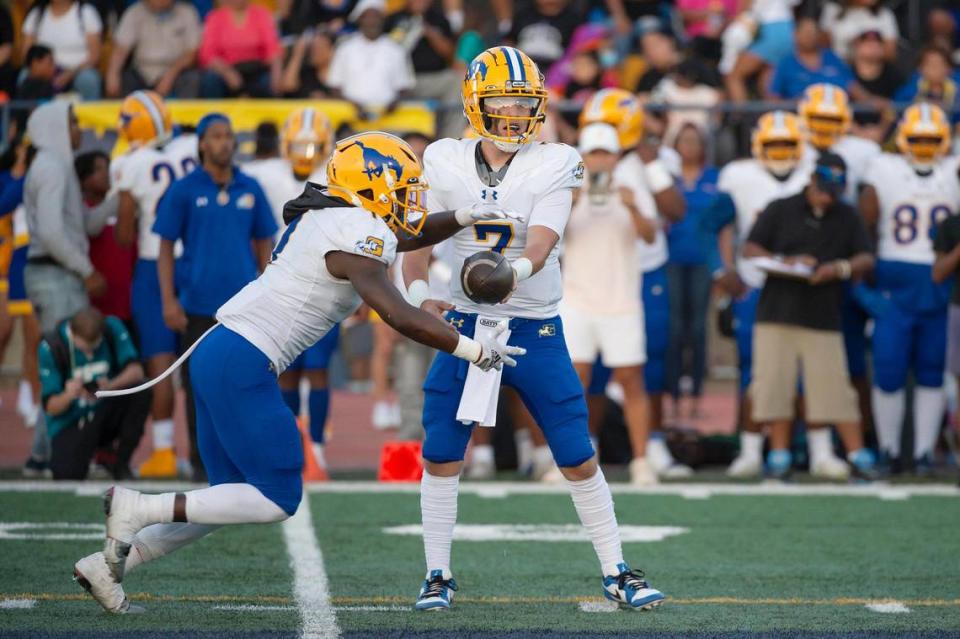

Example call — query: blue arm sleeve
[0,176,24,218]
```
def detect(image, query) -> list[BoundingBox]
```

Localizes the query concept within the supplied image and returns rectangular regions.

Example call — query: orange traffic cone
[298,418,329,482]
[378,441,424,482]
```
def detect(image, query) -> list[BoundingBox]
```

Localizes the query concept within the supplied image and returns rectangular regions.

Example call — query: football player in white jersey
[244,107,339,476]
[403,46,665,612]
[799,84,881,428]
[578,88,690,479]
[859,103,960,474]
[113,91,196,479]
[702,111,815,478]
[74,131,524,614]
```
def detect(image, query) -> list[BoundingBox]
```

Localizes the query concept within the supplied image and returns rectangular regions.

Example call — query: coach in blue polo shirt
[153,112,277,481]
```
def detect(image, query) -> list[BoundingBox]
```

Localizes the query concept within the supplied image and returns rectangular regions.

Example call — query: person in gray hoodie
[21,100,115,478]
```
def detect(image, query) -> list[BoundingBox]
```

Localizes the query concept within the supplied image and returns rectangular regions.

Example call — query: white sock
[471,444,494,466]
[872,388,905,457]
[740,431,763,460]
[16,379,33,413]
[125,522,219,575]
[566,469,623,577]
[311,442,327,469]
[913,386,946,459]
[184,484,288,524]
[514,429,533,470]
[152,419,175,451]
[420,471,459,576]
[807,428,834,464]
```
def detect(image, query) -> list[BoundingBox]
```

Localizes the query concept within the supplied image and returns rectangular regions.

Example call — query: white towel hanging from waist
[456,317,511,427]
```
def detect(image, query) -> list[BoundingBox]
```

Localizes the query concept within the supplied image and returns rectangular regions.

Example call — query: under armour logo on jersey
[448,317,464,329]
[480,189,498,201]
[538,323,556,337]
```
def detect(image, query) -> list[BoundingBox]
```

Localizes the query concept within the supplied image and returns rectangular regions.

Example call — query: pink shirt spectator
[677,0,737,38]
[198,4,280,68]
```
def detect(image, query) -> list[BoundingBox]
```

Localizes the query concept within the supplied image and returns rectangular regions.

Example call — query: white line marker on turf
[214,604,296,612]
[282,498,340,639]
[866,601,911,614]
[0,599,37,609]
[383,524,689,543]
[0,522,104,541]
[877,490,909,501]
[579,601,618,613]
[212,604,409,613]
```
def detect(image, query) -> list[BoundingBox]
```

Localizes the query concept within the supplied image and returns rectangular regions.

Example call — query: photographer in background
[41,307,149,480]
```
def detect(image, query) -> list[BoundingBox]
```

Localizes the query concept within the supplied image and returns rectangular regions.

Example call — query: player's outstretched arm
[327,250,525,371]
[396,204,520,253]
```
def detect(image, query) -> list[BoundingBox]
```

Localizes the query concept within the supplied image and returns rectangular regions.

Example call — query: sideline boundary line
[0,480,956,498]
[282,497,340,639]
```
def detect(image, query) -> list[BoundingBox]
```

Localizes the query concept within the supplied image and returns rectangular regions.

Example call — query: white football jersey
[217,206,398,371]
[613,147,681,273]
[718,159,811,288]
[800,135,880,204]
[164,134,199,174]
[243,157,327,234]
[423,138,583,319]
[113,144,193,259]
[864,153,960,264]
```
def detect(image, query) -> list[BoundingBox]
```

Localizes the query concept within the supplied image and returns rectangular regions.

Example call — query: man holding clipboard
[742,153,878,480]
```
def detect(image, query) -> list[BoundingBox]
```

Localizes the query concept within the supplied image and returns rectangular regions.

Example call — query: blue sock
[309,388,330,443]
[281,389,301,417]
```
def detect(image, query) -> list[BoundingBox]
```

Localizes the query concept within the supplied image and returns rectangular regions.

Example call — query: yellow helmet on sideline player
[118,90,172,148]
[751,111,804,177]
[282,107,334,181]
[798,83,852,150]
[326,132,429,237]
[462,46,548,152]
[896,102,951,170]
[579,88,644,149]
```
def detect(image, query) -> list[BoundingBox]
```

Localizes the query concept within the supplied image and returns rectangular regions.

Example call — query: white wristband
[406,279,430,309]
[452,334,482,363]
[643,160,674,193]
[512,257,533,282]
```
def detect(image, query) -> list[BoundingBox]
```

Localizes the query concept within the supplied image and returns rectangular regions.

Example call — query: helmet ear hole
[357,188,375,201]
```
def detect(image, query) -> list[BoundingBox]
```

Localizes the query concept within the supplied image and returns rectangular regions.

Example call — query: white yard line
[0,599,36,609]
[282,498,340,639]
[866,601,911,614]
[579,601,618,613]
[0,480,956,499]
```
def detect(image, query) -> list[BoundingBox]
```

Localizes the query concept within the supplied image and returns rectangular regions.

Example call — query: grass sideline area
[0,481,958,638]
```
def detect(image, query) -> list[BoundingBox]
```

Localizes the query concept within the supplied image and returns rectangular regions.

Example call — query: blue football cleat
[414,569,458,611]
[602,563,665,611]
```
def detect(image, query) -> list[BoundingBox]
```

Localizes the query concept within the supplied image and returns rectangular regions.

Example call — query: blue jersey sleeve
[153,179,188,241]
[0,176,24,217]
[250,182,279,240]
[701,191,736,234]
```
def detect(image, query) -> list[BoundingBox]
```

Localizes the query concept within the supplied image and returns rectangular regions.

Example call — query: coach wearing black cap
[743,153,877,479]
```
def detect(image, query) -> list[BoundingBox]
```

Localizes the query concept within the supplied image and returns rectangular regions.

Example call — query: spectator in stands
[281,29,335,98]
[633,30,681,95]
[153,113,277,481]
[651,57,721,144]
[388,0,461,138]
[677,0,737,62]
[554,49,608,137]
[927,8,959,66]
[16,45,57,101]
[327,0,414,119]
[766,15,854,99]
[894,46,960,119]
[506,0,582,74]
[453,4,486,71]
[933,212,960,427]
[277,0,357,37]
[21,0,104,100]
[41,307,148,480]
[849,29,902,99]
[0,4,15,98]
[722,0,799,102]
[106,0,202,98]
[197,0,281,98]
[666,124,715,420]
[744,153,876,478]
[820,0,898,62]
[78,151,136,326]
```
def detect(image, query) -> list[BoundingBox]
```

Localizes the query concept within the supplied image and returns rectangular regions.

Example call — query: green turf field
[0,481,958,638]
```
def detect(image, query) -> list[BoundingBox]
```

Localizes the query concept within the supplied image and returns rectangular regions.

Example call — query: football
[460,250,515,304]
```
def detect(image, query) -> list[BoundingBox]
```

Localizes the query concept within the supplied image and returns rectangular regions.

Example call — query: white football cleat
[629,457,659,486]
[810,454,850,480]
[647,437,694,478]
[602,563,665,611]
[726,454,762,478]
[74,552,144,614]
[465,457,495,480]
[103,486,146,582]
